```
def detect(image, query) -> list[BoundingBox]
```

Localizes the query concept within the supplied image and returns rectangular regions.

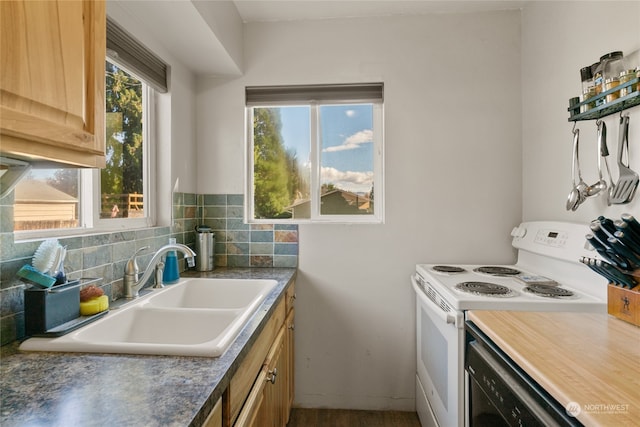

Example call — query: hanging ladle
[566,127,588,211]
[587,120,607,198]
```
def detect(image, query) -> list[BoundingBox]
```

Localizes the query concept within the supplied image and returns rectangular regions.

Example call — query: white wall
[197,10,521,410]
[107,2,198,226]
[522,1,640,222]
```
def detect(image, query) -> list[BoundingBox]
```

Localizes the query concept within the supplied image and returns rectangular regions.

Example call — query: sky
[278,103,374,194]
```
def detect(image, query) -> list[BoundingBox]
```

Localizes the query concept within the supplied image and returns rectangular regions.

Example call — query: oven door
[412,275,465,427]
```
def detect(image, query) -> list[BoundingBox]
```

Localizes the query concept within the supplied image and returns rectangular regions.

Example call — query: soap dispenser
[162,238,180,284]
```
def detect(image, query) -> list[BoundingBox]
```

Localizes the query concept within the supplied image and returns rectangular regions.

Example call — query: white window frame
[90,56,155,231]
[245,99,384,224]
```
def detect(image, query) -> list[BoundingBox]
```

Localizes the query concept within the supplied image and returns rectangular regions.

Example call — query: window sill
[14,221,161,243]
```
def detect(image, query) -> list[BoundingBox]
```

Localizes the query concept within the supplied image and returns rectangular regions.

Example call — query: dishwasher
[464,320,583,427]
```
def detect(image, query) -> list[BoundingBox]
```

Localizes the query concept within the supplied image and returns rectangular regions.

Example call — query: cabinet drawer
[228,298,285,425]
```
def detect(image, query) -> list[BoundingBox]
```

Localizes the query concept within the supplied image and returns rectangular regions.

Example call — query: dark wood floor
[287,408,421,427]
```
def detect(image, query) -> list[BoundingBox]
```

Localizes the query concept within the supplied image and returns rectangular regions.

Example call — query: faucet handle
[125,246,150,277]
[153,261,165,289]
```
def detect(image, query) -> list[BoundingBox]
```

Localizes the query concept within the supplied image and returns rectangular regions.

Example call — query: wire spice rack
[568,76,640,121]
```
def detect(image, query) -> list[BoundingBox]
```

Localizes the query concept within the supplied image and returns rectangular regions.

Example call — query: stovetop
[413,221,610,313]
[415,263,606,312]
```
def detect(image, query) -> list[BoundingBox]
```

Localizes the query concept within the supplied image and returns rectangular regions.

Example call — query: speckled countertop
[0,268,297,427]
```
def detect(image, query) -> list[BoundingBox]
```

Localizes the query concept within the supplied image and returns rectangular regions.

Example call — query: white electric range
[412,221,608,427]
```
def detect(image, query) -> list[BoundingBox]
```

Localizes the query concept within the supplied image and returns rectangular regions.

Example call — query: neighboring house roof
[327,189,370,207]
[287,189,371,209]
[14,180,78,203]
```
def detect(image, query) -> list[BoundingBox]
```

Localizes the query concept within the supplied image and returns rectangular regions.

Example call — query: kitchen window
[13,18,167,237]
[245,83,384,223]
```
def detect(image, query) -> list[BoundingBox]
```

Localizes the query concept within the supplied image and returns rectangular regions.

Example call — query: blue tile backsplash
[199,194,298,269]
[0,192,297,346]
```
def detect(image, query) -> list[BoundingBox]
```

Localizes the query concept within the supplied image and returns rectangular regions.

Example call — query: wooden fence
[101,193,144,218]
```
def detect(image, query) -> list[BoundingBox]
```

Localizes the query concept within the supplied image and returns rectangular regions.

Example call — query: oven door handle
[411,275,463,328]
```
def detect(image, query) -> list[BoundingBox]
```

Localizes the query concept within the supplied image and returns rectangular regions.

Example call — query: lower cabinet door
[235,326,286,427]
[234,370,268,427]
[285,308,295,423]
[259,327,286,426]
[203,398,222,427]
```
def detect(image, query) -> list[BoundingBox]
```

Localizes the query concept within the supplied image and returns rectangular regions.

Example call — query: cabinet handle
[288,323,295,331]
[266,368,278,384]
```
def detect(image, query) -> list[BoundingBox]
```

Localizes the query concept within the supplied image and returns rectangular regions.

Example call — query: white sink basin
[145,278,276,310]
[19,278,278,357]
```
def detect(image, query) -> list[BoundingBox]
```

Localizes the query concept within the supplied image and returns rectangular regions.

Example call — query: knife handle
[589,223,612,248]
[593,245,630,271]
[621,214,640,235]
[596,217,617,238]
[608,238,640,268]
[581,257,634,287]
[614,220,640,243]
[614,231,640,257]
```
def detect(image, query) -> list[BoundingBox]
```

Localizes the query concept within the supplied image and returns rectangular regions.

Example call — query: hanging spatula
[611,115,638,204]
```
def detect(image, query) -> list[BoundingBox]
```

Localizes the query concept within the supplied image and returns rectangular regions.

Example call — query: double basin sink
[19,278,277,357]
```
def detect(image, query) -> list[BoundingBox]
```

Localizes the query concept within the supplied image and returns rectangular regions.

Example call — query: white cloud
[345,110,356,117]
[321,167,373,193]
[323,129,373,152]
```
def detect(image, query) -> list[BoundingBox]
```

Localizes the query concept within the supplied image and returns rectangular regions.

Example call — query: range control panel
[534,229,569,248]
[511,221,600,264]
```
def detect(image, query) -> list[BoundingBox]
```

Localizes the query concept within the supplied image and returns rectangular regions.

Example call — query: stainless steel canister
[195,225,215,271]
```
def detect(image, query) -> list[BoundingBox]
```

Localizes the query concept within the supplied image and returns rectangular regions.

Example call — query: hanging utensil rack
[568,76,640,121]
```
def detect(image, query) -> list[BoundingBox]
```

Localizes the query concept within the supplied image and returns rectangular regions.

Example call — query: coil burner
[474,266,521,276]
[523,285,575,298]
[431,265,467,274]
[455,281,516,297]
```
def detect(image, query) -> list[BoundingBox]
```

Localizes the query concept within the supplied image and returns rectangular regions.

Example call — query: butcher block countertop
[468,311,640,427]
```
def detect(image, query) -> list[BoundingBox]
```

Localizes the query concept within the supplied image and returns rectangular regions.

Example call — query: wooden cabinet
[203,398,222,427]
[228,298,285,426]
[284,308,295,422]
[284,283,295,423]
[229,281,295,427]
[0,0,106,168]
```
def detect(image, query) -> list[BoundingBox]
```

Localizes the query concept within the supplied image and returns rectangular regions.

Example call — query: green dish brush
[17,265,56,289]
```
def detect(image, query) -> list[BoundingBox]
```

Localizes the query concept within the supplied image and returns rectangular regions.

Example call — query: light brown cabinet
[284,283,296,422]
[203,398,222,427]
[229,282,295,427]
[284,308,295,422]
[0,0,106,168]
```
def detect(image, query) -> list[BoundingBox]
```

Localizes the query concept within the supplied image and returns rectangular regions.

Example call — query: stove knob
[511,226,526,238]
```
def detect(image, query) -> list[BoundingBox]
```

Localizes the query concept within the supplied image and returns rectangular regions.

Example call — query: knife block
[607,270,640,327]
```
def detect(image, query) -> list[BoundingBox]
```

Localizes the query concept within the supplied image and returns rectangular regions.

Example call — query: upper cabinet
[0,0,106,168]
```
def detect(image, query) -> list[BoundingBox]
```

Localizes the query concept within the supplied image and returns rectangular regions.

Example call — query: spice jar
[580,65,596,112]
[594,51,624,106]
[619,69,638,97]
[605,77,620,102]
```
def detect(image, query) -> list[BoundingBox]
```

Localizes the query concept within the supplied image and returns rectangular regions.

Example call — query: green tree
[103,62,143,202]
[48,169,78,197]
[253,108,291,218]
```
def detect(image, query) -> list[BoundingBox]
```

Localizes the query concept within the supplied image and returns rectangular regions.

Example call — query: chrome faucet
[124,243,196,298]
